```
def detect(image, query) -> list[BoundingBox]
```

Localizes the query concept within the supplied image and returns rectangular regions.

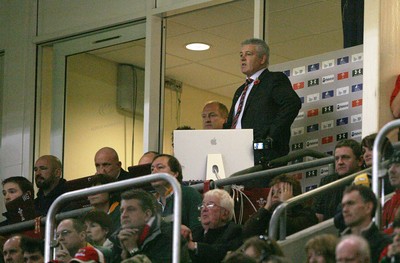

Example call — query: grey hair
[336,235,370,263]
[204,189,234,221]
[241,38,270,66]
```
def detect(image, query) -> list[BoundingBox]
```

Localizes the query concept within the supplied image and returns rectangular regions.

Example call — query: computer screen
[174,129,254,181]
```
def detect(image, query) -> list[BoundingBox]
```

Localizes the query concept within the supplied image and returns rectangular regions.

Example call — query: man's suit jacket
[225,69,301,160]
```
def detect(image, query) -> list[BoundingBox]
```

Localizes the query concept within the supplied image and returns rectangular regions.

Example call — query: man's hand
[55,243,72,263]
[118,228,140,253]
[180,225,192,241]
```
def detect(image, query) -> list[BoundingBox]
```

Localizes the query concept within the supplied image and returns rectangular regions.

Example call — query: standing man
[341,185,391,263]
[314,139,363,222]
[225,38,301,165]
[3,235,24,263]
[201,101,228,129]
[94,147,131,181]
[34,155,66,216]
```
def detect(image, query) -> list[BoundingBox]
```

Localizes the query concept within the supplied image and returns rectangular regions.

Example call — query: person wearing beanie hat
[382,150,400,234]
[69,246,105,263]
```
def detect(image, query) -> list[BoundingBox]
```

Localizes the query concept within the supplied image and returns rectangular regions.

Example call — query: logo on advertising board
[306,185,318,192]
[336,132,348,141]
[352,53,363,62]
[321,120,334,130]
[352,68,363,77]
[352,99,362,107]
[307,109,319,117]
[322,90,334,99]
[308,63,320,72]
[322,135,334,145]
[351,129,362,138]
[307,93,320,103]
[306,139,319,148]
[308,78,319,87]
[293,66,306,76]
[291,127,305,136]
[306,170,318,178]
[293,82,305,90]
[322,105,334,114]
[307,124,319,133]
[352,84,363,92]
[322,74,335,84]
[336,117,349,126]
[337,72,349,80]
[322,59,335,69]
[351,114,362,123]
[283,70,291,77]
[337,86,349,96]
[337,102,349,111]
[320,166,329,176]
[291,142,304,151]
[295,111,305,121]
[337,56,349,65]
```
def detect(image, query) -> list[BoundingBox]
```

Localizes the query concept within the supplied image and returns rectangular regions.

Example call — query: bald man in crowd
[3,235,24,263]
[94,147,131,181]
[201,101,228,129]
[34,155,66,216]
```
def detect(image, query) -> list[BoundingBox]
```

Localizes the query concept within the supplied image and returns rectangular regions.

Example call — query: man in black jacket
[225,38,301,165]
[94,147,131,181]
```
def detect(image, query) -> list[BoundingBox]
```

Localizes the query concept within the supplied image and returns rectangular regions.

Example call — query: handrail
[268,167,371,240]
[191,155,334,191]
[373,119,400,227]
[44,173,182,263]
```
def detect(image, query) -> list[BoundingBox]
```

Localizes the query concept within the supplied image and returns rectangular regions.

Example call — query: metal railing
[44,173,182,263]
[268,167,371,240]
[373,119,400,227]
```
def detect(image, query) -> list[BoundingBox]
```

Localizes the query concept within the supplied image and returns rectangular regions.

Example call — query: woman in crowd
[305,234,338,263]
[87,174,121,233]
[150,154,202,230]
[83,210,113,249]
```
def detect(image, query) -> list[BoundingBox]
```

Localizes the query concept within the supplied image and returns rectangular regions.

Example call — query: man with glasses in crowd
[182,189,243,263]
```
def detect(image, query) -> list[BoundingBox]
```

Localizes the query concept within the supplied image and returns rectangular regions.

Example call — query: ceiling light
[185,43,210,51]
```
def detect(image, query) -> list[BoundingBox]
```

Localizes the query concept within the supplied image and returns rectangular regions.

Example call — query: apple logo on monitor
[211,137,217,145]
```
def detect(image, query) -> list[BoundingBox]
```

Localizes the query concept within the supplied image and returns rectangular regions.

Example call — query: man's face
[87,191,109,207]
[201,103,226,129]
[34,157,59,190]
[199,194,229,230]
[388,163,400,188]
[56,220,86,255]
[3,237,23,263]
[23,251,44,263]
[94,151,121,178]
[342,190,372,228]
[240,44,267,77]
[151,156,177,187]
[2,182,23,204]
[120,199,151,229]
[334,146,362,177]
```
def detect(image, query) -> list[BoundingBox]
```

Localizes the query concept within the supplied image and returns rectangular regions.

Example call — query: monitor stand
[206,153,226,181]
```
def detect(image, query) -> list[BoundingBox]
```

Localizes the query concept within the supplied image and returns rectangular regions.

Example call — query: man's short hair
[343,185,377,218]
[204,189,234,221]
[335,139,362,159]
[204,101,229,118]
[336,235,370,262]
[241,38,270,66]
[2,176,34,195]
[152,154,183,183]
[269,174,302,197]
[60,218,86,233]
[39,155,62,170]
[90,173,120,203]
[121,189,156,216]
[20,237,44,255]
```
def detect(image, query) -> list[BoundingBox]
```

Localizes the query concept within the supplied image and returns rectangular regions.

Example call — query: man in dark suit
[94,147,131,181]
[225,38,301,165]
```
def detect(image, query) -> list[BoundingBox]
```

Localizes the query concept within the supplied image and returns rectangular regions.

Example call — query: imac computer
[173,129,254,182]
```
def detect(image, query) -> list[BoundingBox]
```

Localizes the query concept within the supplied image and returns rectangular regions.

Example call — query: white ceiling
[92,0,343,98]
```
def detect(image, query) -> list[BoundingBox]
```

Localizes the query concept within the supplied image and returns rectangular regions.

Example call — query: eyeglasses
[197,202,220,211]
[55,229,73,239]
